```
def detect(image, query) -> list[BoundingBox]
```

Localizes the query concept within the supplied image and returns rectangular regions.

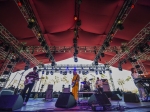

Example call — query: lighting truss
[38,64,110,71]
[94,0,136,63]
[0,24,39,66]
[131,48,150,75]
[26,46,122,53]
[108,22,150,66]
[14,0,55,64]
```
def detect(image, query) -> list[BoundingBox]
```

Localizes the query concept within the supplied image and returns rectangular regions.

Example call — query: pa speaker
[124,93,140,103]
[55,93,76,108]
[88,93,111,106]
[0,95,23,111]
[0,89,14,95]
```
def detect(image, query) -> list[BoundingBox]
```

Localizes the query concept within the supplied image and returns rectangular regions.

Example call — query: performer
[131,68,146,101]
[95,77,103,94]
[83,78,90,91]
[72,71,80,101]
[21,67,39,105]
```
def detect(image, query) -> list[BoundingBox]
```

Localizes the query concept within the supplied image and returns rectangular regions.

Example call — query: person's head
[73,71,77,75]
[131,68,136,73]
[33,67,37,72]
[97,77,99,80]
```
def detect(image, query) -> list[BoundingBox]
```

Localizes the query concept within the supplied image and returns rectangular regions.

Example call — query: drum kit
[80,78,93,91]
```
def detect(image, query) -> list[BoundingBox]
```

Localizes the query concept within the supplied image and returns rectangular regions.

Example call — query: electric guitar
[24,77,44,85]
[72,75,79,88]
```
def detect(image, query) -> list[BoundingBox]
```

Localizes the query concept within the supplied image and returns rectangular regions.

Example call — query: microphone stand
[14,70,26,95]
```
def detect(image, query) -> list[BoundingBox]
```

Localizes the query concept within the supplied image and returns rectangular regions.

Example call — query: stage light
[50,71,53,75]
[79,71,81,74]
[45,53,49,57]
[74,15,78,21]
[111,33,114,37]
[75,49,78,54]
[17,1,22,7]
[74,56,78,62]
[117,23,124,30]
[78,0,82,4]
[41,41,46,47]
[103,70,105,74]
[135,65,140,68]
[105,41,110,47]
[99,71,102,74]
[102,46,105,50]
[0,78,6,82]
[51,61,55,66]
[15,57,20,62]
[46,71,49,75]
[101,53,105,57]
[74,28,77,34]
[74,67,76,71]
[139,46,144,53]
[27,19,35,29]
[24,66,29,70]
[11,59,15,63]
[77,20,81,26]
[109,70,112,73]
[131,4,135,9]
[69,71,72,74]
[60,71,62,74]
[73,38,77,44]
[45,45,48,50]
[95,71,98,75]
[86,71,89,74]
[138,70,143,74]
[42,70,44,74]
[3,71,10,75]
[132,59,137,62]
[82,71,85,75]
[119,67,122,71]
[4,45,9,52]
[38,38,42,42]
[63,71,67,75]
[94,61,98,65]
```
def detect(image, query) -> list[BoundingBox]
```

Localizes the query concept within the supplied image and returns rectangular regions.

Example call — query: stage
[14,98,150,112]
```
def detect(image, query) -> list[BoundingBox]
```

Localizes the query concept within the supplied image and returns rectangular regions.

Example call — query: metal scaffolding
[108,22,150,66]
[14,0,55,64]
[0,24,40,66]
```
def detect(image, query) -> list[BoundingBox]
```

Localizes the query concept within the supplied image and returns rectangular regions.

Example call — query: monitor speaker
[0,95,23,111]
[88,93,111,106]
[55,93,76,108]
[0,89,14,95]
[124,93,140,103]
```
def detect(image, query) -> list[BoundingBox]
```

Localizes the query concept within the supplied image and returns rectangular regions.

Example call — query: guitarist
[72,71,80,102]
[21,67,39,105]
[131,68,146,101]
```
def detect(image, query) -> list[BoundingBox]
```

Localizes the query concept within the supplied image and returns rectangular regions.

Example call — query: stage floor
[14,98,150,112]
